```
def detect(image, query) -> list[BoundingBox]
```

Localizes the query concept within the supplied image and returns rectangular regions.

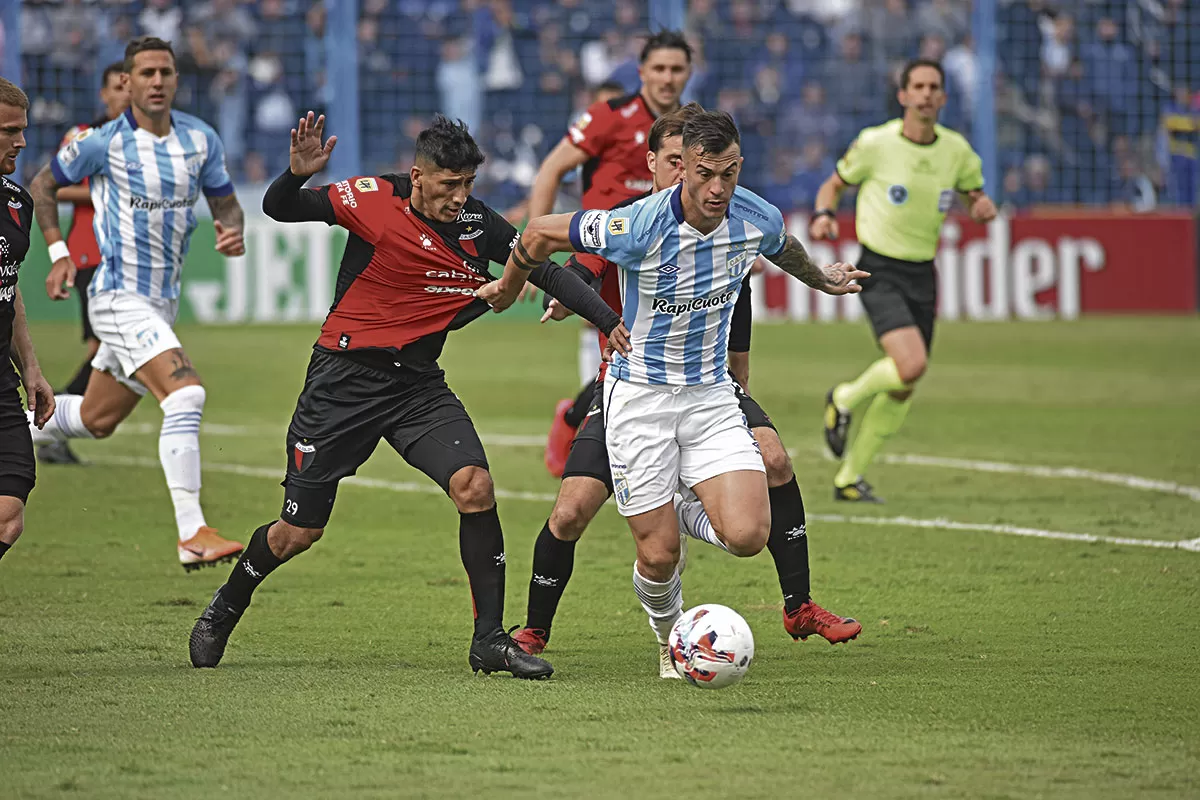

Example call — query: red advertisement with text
[755,213,1197,320]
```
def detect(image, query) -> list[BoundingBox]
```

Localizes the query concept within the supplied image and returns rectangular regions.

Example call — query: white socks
[578,326,601,386]
[674,493,729,552]
[29,394,94,443]
[159,385,207,541]
[633,562,683,645]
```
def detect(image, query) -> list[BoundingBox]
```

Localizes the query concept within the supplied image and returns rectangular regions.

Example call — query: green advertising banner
[20,215,550,324]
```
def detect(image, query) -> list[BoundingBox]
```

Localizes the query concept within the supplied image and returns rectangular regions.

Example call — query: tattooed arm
[30,164,79,301]
[206,193,247,257]
[769,235,870,296]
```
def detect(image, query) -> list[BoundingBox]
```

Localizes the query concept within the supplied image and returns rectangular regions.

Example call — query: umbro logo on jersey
[657,264,680,275]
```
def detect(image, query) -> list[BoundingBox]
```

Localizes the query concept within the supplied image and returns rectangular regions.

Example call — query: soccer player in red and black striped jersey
[189,113,630,679]
[526,30,692,476]
[36,62,128,465]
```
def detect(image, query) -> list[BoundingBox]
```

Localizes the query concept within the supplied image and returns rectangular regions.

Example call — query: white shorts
[603,372,765,517]
[88,290,181,396]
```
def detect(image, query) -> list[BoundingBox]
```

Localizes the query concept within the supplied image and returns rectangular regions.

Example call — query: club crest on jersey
[293,441,316,473]
[7,198,20,210]
[888,185,909,205]
[612,471,631,506]
[354,177,378,192]
[459,225,484,241]
[727,242,749,275]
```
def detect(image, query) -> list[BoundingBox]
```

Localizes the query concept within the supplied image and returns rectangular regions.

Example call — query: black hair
[414,114,485,173]
[639,30,692,64]
[648,101,704,153]
[900,58,945,89]
[595,79,626,97]
[681,110,740,156]
[101,61,125,87]
[123,37,175,72]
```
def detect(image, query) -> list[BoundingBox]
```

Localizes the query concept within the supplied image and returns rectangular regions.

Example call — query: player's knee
[82,411,119,439]
[720,516,770,557]
[549,501,591,541]
[269,519,323,559]
[759,441,794,488]
[896,354,927,384]
[637,540,681,580]
[0,511,24,544]
[448,466,495,514]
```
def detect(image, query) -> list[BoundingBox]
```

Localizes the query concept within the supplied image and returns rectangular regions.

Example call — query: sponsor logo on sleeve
[334,180,357,208]
[938,189,955,212]
[578,209,607,250]
[607,217,628,236]
[354,177,378,192]
[58,140,82,167]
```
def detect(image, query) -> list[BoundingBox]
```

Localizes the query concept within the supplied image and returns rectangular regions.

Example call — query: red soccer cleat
[544,399,577,478]
[783,600,862,645]
[510,627,548,656]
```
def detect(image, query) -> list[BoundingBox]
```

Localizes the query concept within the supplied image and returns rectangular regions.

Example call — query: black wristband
[810,209,836,222]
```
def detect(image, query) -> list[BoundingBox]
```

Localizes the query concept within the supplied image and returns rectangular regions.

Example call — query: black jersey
[0,174,35,392]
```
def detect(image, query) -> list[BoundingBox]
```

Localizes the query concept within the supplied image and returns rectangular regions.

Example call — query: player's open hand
[213,220,245,257]
[969,194,998,224]
[818,262,870,296]
[602,323,632,362]
[45,256,76,301]
[540,297,575,323]
[23,369,55,429]
[809,214,839,241]
[290,111,338,177]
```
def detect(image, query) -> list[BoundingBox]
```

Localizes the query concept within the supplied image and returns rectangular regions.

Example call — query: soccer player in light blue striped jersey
[27,37,247,570]
[480,110,869,653]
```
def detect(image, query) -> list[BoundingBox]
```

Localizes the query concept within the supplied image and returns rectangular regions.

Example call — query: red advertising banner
[756,212,1197,320]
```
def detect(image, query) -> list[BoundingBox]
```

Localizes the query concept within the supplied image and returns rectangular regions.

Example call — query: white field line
[117,423,1200,504]
[91,455,1200,553]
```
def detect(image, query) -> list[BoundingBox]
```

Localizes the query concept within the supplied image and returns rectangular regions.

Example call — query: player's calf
[0,497,25,562]
[755,428,794,489]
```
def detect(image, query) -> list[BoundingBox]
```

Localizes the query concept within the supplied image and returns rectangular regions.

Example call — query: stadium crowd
[10,0,1200,210]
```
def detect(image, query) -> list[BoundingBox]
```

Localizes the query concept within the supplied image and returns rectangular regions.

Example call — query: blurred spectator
[944,34,978,118]
[821,31,885,147]
[139,0,183,47]
[781,82,840,147]
[1158,86,1199,206]
[863,0,918,72]
[915,0,968,47]
[477,0,527,93]
[1040,12,1073,80]
[581,29,624,88]
[438,37,483,135]
[1081,15,1138,136]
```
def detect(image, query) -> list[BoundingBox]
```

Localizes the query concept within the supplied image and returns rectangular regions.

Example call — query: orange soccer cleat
[178,527,244,572]
[783,600,862,645]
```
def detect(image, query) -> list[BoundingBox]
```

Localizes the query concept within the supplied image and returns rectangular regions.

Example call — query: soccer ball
[668,604,755,689]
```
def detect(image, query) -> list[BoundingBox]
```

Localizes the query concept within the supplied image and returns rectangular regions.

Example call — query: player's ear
[646,150,656,173]
[409,164,421,188]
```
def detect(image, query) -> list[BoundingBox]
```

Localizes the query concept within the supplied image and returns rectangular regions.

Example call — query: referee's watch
[810,208,836,222]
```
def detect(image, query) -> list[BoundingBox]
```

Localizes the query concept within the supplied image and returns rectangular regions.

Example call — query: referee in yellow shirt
[810,59,997,503]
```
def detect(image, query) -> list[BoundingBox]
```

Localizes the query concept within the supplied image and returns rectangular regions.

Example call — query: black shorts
[857,246,937,351]
[0,386,35,503]
[560,375,775,492]
[280,350,489,528]
[76,267,97,342]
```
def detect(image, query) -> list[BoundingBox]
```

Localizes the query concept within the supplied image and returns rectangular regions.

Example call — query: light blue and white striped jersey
[569,183,787,386]
[51,108,234,300]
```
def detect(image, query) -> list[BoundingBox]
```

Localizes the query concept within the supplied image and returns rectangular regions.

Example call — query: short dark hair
[595,80,626,98]
[648,102,704,153]
[682,110,740,156]
[123,37,175,72]
[640,30,692,64]
[900,58,945,89]
[415,115,485,173]
[101,61,125,88]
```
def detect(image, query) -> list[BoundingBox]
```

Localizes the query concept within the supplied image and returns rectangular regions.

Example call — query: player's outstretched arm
[9,289,54,428]
[262,112,339,226]
[476,213,577,311]
[30,164,75,301]
[525,262,630,357]
[772,235,870,296]
[527,139,590,220]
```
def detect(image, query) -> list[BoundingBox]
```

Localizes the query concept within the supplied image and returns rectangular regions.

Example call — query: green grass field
[3,316,1198,799]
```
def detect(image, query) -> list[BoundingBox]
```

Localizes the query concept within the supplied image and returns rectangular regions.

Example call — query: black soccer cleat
[468,628,554,679]
[823,388,852,459]
[834,478,884,504]
[37,440,84,465]
[189,590,244,668]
